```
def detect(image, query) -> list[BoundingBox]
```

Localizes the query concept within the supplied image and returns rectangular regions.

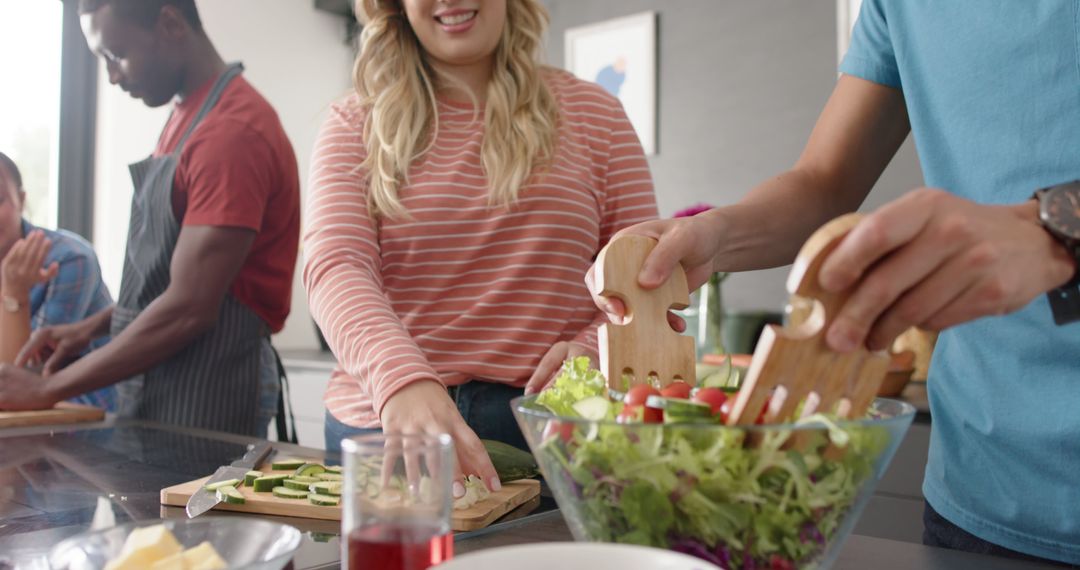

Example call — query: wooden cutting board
[0,402,105,428]
[160,464,541,531]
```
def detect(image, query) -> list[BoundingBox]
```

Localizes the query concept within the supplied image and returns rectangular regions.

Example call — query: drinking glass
[342,433,455,570]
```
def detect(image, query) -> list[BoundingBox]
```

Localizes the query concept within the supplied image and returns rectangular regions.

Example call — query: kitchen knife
[185,441,273,518]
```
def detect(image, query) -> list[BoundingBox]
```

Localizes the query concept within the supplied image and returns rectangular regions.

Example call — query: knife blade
[186,441,273,518]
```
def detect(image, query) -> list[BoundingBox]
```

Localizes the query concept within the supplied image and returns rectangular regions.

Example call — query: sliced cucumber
[572,395,610,420]
[272,487,309,499]
[270,459,306,470]
[253,474,290,492]
[203,478,241,492]
[243,471,262,486]
[316,472,343,482]
[309,493,340,506]
[309,481,343,496]
[290,475,320,484]
[324,465,342,474]
[283,479,316,491]
[651,397,711,417]
[294,462,327,478]
[216,485,246,505]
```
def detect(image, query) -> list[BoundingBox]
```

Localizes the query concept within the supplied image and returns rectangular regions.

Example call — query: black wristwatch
[1035,181,1080,325]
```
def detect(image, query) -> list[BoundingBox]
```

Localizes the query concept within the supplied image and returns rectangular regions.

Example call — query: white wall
[94,0,354,350]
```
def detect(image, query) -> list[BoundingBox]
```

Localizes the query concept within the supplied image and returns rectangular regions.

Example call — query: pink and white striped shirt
[305,70,658,427]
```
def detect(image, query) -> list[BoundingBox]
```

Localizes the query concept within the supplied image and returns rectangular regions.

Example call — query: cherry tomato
[617,405,641,424]
[542,419,575,443]
[692,387,727,416]
[719,399,732,424]
[624,384,660,407]
[769,554,794,570]
[755,395,773,425]
[659,381,692,400]
[642,406,664,424]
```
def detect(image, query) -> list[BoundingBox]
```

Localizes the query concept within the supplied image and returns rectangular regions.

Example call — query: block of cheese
[149,550,187,570]
[181,541,228,570]
[105,525,182,570]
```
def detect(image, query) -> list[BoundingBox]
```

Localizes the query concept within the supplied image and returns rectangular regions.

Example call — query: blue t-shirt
[22,220,115,411]
[841,0,1080,563]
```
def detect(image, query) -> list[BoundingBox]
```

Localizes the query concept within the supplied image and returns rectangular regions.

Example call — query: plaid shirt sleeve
[30,240,110,329]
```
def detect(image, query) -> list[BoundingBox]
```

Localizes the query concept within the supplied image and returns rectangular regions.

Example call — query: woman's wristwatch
[1035,181,1080,325]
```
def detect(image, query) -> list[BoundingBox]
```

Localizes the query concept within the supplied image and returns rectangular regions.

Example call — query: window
[0,1,64,227]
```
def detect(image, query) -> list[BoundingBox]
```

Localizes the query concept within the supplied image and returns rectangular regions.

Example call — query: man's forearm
[88,305,115,337]
[45,293,217,401]
[707,167,867,273]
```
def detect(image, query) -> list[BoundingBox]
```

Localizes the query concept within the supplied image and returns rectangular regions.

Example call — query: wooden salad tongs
[593,213,888,436]
[724,213,888,429]
[595,234,696,390]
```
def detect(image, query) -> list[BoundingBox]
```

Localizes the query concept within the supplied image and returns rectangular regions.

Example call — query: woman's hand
[524,341,598,395]
[820,189,1077,352]
[1,231,57,299]
[380,379,501,498]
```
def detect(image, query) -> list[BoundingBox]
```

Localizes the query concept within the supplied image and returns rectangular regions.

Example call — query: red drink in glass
[347,522,453,570]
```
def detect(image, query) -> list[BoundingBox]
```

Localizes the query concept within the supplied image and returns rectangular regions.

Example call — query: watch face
[1041,183,1080,241]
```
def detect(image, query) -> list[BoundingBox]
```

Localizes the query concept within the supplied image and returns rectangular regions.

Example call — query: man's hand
[0,365,55,410]
[820,189,1077,352]
[16,319,97,375]
[524,341,598,395]
[585,214,722,326]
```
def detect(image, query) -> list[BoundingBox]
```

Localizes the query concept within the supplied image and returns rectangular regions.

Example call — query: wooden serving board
[0,402,105,428]
[160,464,540,532]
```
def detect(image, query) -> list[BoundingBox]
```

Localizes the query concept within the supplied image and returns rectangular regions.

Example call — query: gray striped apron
[112,63,267,436]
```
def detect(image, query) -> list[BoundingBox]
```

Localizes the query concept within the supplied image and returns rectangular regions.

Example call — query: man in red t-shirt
[0,0,300,437]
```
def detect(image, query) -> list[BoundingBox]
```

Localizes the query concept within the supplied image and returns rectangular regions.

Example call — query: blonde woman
[305,0,657,495]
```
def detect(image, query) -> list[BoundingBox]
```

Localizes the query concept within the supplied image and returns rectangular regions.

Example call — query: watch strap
[1048,285,1080,325]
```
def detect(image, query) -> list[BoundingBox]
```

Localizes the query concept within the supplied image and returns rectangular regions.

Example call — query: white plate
[435,542,720,570]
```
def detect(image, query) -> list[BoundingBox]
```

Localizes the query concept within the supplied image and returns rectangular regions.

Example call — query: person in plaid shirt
[0,152,114,410]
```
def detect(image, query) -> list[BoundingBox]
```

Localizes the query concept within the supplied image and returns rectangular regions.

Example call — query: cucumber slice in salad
[572,395,610,420]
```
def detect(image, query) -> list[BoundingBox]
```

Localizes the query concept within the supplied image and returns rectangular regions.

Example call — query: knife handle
[231,442,273,469]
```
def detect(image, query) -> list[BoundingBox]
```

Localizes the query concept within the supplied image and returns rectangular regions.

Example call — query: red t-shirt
[154,73,299,333]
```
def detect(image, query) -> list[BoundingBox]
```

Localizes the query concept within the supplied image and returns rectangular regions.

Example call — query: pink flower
[673,203,714,218]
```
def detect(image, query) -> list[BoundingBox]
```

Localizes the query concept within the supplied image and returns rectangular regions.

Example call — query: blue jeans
[923,501,1078,568]
[323,380,526,455]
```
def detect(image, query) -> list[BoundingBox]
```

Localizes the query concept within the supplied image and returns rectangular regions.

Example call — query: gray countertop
[0,416,1050,570]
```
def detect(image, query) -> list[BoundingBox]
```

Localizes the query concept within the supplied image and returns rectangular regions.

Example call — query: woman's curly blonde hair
[353,0,558,219]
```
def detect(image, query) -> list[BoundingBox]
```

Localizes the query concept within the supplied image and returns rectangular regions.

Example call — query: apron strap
[173,62,245,153]
[272,346,298,444]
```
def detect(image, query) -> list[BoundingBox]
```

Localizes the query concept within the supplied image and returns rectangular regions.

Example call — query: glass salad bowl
[511,370,915,570]
[49,517,301,570]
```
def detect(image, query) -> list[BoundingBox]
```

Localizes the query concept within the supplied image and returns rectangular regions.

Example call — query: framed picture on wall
[565,11,657,155]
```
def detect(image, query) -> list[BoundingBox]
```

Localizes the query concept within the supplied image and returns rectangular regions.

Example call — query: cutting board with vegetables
[0,402,105,428]
[161,469,539,531]
[160,441,542,531]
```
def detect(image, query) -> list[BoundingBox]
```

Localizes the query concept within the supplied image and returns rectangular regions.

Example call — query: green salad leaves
[531,357,890,569]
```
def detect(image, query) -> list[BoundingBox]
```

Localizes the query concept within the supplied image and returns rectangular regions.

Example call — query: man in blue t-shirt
[588,0,1080,565]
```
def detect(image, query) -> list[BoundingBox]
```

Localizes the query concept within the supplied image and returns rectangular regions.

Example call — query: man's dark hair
[78,0,203,32]
[0,152,23,192]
